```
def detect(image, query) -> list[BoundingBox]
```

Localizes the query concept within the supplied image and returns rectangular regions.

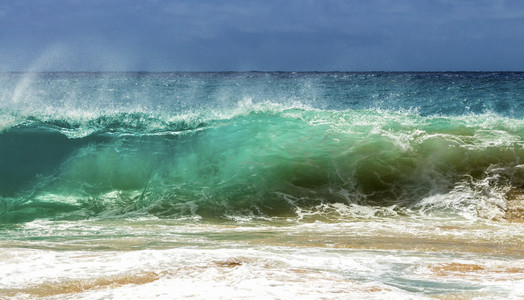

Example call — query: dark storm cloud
[0,0,523,71]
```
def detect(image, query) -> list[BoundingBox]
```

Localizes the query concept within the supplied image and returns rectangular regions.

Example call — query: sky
[0,0,523,71]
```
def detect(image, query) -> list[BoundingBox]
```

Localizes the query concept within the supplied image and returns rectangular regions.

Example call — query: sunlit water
[1,72,524,299]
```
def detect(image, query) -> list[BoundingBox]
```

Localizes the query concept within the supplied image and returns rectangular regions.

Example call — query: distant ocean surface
[1,72,523,299]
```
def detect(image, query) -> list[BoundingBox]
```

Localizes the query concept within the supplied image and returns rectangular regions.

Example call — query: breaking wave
[1,102,523,222]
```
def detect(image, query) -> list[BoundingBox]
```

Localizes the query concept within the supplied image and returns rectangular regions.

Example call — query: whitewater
[1,72,523,299]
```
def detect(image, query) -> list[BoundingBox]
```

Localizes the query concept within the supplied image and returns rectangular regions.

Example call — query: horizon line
[1,70,523,73]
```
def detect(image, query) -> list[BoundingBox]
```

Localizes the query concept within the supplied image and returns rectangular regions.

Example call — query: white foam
[416,177,507,220]
[2,215,523,299]
[2,242,522,299]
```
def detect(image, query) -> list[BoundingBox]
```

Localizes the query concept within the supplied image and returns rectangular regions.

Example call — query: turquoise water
[1,72,524,298]
[1,72,524,222]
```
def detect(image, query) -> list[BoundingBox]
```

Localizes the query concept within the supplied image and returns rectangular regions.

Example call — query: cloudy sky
[0,0,523,71]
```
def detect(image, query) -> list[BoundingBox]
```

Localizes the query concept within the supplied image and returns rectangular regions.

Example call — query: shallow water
[1,216,523,299]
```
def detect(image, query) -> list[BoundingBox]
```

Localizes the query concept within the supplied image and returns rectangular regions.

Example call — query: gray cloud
[0,0,523,71]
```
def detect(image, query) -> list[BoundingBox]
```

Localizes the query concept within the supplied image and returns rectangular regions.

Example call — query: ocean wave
[1,106,523,222]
